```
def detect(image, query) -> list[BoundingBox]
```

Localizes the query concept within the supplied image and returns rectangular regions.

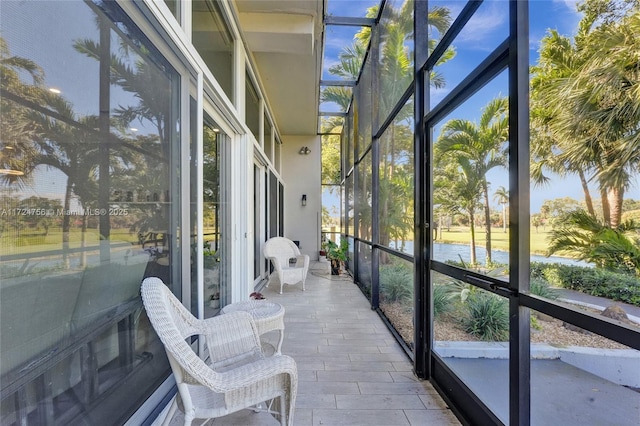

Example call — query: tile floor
[163,262,461,425]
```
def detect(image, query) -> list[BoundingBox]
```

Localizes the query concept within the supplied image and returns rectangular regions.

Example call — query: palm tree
[494,186,509,233]
[434,158,483,265]
[564,6,640,227]
[530,0,640,227]
[321,3,454,113]
[530,35,597,218]
[322,2,454,254]
[436,97,509,264]
[547,209,640,276]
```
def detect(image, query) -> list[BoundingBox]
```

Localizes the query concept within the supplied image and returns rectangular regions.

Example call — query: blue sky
[322,0,640,212]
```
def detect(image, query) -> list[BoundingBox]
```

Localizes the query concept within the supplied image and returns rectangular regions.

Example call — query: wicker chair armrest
[266,255,283,271]
[213,355,298,392]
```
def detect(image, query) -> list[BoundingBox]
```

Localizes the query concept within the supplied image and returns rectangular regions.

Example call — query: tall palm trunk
[502,204,507,233]
[62,181,72,269]
[482,183,492,264]
[578,170,595,217]
[469,211,477,265]
[607,187,624,228]
[600,187,611,226]
[80,202,87,268]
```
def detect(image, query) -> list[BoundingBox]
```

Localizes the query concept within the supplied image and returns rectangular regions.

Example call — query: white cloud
[322,58,340,74]
[551,0,579,12]
[455,2,507,49]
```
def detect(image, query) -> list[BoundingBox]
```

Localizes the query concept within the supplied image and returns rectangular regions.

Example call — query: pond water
[389,241,591,267]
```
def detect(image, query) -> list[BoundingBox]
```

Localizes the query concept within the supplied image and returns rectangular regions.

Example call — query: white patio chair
[141,277,297,426]
[263,237,310,294]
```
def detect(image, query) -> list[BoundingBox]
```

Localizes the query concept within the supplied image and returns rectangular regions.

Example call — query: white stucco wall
[281,134,321,259]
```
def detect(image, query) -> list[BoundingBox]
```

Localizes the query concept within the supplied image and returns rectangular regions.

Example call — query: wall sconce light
[301,194,307,206]
[299,146,311,155]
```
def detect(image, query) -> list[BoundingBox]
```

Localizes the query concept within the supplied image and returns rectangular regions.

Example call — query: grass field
[1,228,140,255]
[3,225,554,257]
[437,226,553,256]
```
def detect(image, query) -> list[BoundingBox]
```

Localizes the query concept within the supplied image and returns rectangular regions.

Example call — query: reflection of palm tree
[436,98,509,264]
[0,37,45,186]
[494,186,509,233]
[28,96,101,267]
[73,38,171,147]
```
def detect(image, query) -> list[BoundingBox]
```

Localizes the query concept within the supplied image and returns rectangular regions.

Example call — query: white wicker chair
[141,277,297,426]
[263,237,310,294]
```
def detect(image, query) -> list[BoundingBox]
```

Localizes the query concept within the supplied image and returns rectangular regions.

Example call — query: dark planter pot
[330,259,341,275]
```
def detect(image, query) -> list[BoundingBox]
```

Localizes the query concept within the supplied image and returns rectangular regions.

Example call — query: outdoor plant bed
[381,302,631,350]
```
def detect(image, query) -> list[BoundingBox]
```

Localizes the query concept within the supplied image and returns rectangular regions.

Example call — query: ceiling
[235,0,325,136]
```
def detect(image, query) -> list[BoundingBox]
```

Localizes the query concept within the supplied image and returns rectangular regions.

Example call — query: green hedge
[530,262,640,307]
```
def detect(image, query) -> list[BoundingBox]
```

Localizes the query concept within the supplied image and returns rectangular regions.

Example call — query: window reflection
[192,0,234,101]
[379,98,414,253]
[0,1,179,423]
[202,119,226,318]
[245,72,260,140]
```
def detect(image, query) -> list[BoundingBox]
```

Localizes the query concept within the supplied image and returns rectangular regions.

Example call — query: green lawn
[437,226,553,256]
[1,227,139,255]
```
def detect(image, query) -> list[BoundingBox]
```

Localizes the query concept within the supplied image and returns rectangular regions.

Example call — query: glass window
[275,137,281,173]
[357,59,372,160]
[429,1,508,109]
[269,171,278,240]
[432,272,509,424]
[377,0,414,123]
[202,119,227,317]
[164,0,179,21]
[190,96,199,315]
[357,150,372,243]
[346,105,355,175]
[322,185,341,235]
[245,72,260,140]
[0,1,181,423]
[264,113,273,162]
[432,72,509,271]
[357,241,372,299]
[379,97,414,253]
[528,308,640,426]
[278,181,284,236]
[345,174,355,237]
[379,252,414,349]
[322,133,342,185]
[192,0,234,101]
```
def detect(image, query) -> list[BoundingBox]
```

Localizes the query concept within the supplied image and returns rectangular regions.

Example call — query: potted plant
[203,242,220,269]
[324,238,348,275]
[319,249,327,263]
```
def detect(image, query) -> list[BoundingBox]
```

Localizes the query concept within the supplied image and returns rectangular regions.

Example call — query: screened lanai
[1,1,638,425]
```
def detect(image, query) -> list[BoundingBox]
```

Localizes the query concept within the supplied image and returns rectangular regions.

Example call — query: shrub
[461,292,509,341]
[433,284,453,318]
[530,262,640,306]
[529,277,559,300]
[380,263,413,304]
